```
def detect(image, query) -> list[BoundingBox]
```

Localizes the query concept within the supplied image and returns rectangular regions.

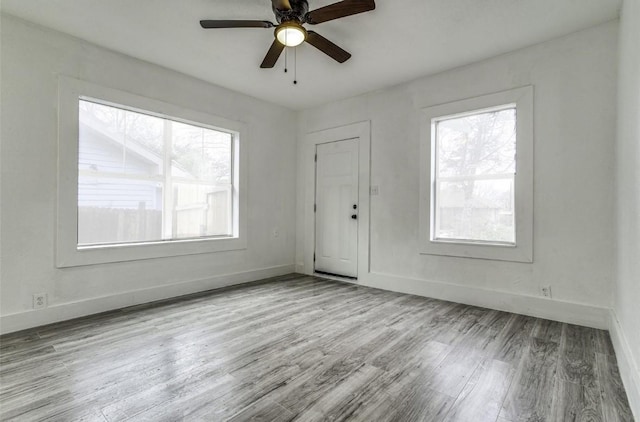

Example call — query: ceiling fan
[200,0,376,68]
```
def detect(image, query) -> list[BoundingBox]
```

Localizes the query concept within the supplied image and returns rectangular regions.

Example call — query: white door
[315,139,359,278]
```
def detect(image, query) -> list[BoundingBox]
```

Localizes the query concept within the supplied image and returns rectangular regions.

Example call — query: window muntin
[432,106,517,245]
[77,99,234,248]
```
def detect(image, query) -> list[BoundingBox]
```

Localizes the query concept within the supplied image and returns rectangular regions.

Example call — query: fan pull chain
[293,46,298,85]
[284,30,288,73]
[284,47,288,73]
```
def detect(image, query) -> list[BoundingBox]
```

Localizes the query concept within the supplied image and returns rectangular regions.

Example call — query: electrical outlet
[540,286,552,298]
[370,185,379,196]
[33,293,47,309]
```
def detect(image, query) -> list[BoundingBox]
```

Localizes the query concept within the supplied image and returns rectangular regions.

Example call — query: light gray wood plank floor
[0,274,634,421]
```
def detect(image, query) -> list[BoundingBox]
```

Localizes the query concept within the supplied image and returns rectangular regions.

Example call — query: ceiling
[1,0,621,110]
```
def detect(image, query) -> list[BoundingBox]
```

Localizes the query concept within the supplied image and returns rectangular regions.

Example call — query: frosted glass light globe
[276,23,306,47]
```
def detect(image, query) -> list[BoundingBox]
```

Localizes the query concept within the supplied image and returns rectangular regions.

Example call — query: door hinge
[313,253,316,262]
[314,203,316,212]
[314,154,317,162]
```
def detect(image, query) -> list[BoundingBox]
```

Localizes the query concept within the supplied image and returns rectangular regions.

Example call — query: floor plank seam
[592,351,608,422]
[495,356,518,422]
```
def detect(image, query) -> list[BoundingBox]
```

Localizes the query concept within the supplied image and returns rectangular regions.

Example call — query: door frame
[297,121,371,282]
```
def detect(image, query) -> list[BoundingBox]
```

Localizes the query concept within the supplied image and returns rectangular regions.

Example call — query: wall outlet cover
[33,293,48,309]
[540,286,552,298]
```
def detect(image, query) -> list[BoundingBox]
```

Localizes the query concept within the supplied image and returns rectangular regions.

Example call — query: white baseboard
[609,310,640,420]
[361,271,610,329]
[0,264,295,335]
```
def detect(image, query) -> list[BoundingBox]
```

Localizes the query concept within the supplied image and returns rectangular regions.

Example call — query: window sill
[77,236,235,251]
[419,240,532,263]
[58,234,246,268]
[430,239,516,248]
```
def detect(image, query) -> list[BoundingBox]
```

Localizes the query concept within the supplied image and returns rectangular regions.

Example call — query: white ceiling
[1,0,621,110]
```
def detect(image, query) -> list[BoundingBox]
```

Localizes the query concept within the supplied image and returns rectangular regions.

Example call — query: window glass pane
[435,178,515,243]
[172,184,232,238]
[77,99,234,247]
[78,177,163,245]
[171,121,232,183]
[433,106,517,244]
[78,100,164,177]
[437,108,516,177]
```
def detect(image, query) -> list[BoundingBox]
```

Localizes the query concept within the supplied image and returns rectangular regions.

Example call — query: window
[419,87,533,262]
[432,106,516,245]
[78,99,234,247]
[57,77,246,267]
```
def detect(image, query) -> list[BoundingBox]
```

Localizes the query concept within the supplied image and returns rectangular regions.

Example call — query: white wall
[297,22,619,326]
[613,0,640,416]
[0,15,297,333]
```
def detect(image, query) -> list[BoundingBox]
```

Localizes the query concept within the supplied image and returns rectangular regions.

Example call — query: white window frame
[419,86,533,263]
[57,76,247,268]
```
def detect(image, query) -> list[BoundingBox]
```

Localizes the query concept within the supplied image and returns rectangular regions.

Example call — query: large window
[57,77,246,267]
[432,106,516,244]
[78,99,234,247]
[419,87,533,262]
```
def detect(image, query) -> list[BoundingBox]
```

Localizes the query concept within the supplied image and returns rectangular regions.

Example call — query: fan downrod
[272,0,309,24]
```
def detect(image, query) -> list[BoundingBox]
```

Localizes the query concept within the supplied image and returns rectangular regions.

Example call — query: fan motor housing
[273,0,309,23]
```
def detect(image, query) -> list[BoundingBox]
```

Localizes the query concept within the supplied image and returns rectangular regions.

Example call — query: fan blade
[200,20,274,29]
[305,0,375,24]
[271,0,292,11]
[306,31,351,63]
[260,40,285,68]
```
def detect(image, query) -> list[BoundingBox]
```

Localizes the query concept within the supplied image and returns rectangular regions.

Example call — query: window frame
[419,86,533,263]
[57,76,247,268]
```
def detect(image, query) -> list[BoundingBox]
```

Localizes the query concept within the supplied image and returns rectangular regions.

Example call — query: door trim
[298,121,371,282]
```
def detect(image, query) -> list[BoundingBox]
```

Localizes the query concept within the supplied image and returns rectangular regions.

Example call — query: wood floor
[0,274,634,422]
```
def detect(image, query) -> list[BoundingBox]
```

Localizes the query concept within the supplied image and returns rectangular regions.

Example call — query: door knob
[351,214,357,219]
[353,204,357,209]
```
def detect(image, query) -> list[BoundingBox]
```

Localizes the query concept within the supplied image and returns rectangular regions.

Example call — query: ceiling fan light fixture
[275,21,307,47]
[200,0,376,68]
